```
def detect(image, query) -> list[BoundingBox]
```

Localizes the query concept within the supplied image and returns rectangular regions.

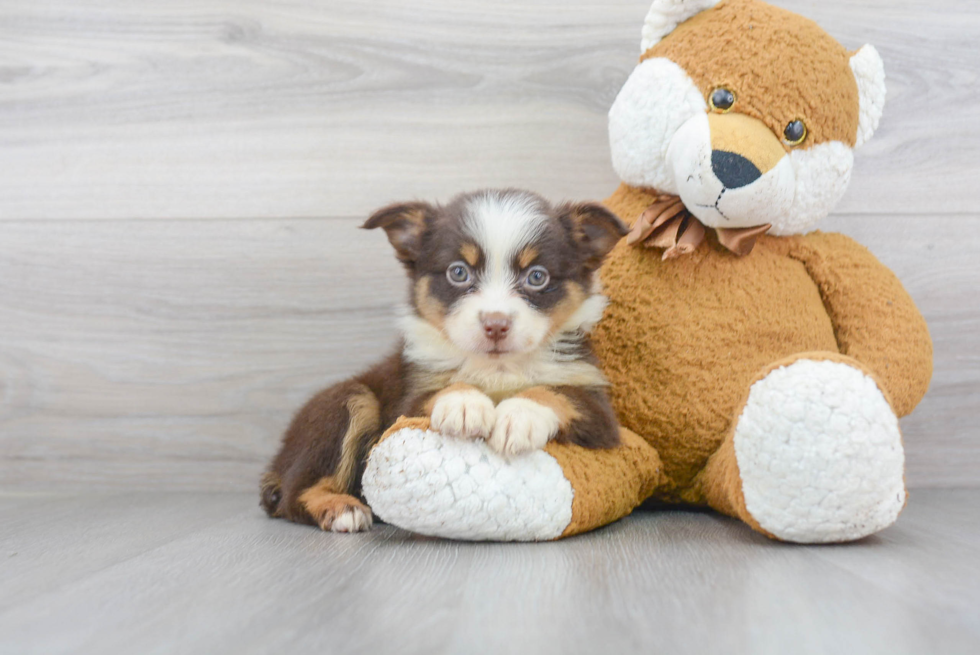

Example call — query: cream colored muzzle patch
[708,112,786,176]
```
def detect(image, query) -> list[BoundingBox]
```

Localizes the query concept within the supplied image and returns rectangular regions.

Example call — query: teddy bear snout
[706,112,786,181]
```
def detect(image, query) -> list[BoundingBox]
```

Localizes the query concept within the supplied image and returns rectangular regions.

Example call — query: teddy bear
[360,0,933,543]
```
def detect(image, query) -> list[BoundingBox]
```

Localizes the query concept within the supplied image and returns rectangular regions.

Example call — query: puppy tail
[259,471,283,517]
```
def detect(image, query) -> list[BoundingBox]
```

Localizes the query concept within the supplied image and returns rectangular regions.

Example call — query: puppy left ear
[850,44,886,148]
[562,202,629,269]
[362,202,435,265]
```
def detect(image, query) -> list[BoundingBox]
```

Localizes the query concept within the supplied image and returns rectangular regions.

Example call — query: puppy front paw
[430,389,496,440]
[487,398,560,457]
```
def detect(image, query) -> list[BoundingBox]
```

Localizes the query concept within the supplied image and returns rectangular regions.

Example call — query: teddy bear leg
[699,353,906,543]
[362,417,664,541]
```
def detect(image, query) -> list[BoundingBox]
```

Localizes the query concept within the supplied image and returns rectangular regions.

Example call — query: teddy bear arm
[790,231,933,416]
[543,427,665,537]
[363,418,664,540]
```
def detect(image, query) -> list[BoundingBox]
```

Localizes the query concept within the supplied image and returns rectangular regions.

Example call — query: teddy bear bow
[627,195,772,259]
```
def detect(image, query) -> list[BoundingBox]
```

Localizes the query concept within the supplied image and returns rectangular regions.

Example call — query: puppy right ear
[561,202,629,269]
[362,202,435,264]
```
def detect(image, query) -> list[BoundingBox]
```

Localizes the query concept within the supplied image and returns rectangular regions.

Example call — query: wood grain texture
[0,0,977,491]
[1,490,978,654]
[0,0,978,219]
[0,214,976,491]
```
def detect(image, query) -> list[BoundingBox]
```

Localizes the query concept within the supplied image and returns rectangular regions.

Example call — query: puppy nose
[480,312,512,342]
[711,150,762,189]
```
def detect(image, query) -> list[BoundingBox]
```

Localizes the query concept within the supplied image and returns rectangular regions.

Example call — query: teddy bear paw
[733,358,906,543]
[362,426,573,541]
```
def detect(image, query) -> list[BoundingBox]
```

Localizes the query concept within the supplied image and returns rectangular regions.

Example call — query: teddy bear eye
[446,261,473,287]
[784,120,807,146]
[708,88,736,112]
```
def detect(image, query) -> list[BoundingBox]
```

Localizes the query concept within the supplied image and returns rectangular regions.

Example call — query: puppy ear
[362,202,435,264]
[561,202,629,269]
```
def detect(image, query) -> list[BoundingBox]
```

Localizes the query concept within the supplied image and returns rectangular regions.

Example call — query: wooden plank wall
[0,0,977,491]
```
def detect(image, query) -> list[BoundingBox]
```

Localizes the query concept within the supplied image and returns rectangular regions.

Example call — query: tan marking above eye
[518,246,539,270]
[460,243,479,267]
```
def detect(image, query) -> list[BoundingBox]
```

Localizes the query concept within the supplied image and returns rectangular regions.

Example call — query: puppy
[260,189,628,533]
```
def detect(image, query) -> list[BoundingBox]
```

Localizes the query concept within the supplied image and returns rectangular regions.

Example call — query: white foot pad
[362,428,573,541]
[734,359,906,543]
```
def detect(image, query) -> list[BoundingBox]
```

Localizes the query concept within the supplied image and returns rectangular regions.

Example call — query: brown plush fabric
[696,420,771,537]
[784,233,933,417]
[643,0,861,148]
[545,428,664,538]
[378,416,433,443]
[598,184,834,499]
[595,184,932,504]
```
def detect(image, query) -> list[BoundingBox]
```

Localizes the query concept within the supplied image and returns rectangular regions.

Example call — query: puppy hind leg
[296,387,382,532]
[331,389,383,496]
[299,480,374,533]
[266,383,382,527]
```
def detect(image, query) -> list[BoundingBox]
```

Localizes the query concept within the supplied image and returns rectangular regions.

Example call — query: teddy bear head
[609,0,885,235]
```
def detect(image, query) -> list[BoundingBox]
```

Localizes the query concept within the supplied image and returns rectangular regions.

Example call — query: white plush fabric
[362,427,574,541]
[641,0,721,52]
[733,359,906,543]
[608,57,706,193]
[774,141,854,235]
[850,45,887,148]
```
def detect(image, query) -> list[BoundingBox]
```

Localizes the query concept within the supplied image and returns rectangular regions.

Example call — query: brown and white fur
[260,189,628,533]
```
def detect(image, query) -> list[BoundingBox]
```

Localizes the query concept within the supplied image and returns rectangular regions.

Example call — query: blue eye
[523,266,550,291]
[446,262,472,286]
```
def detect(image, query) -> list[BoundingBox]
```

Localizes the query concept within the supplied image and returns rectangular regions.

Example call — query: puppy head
[364,189,627,357]
[610,0,886,235]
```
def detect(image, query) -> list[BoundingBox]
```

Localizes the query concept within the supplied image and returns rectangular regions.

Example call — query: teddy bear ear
[641,0,720,53]
[850,44,887,148]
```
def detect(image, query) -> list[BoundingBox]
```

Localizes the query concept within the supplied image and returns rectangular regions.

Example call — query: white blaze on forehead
[443,191,553,357]
[463,191,549,285]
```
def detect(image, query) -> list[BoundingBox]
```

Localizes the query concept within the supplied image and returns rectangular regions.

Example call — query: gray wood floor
[1,489,978,655]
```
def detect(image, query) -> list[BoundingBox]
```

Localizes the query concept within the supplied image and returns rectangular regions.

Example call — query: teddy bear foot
[362,425,574,541]
[732,358,906,543]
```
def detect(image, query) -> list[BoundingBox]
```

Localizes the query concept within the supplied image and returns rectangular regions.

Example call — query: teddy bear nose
[480,312,512,342]
[712,150,762,189]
